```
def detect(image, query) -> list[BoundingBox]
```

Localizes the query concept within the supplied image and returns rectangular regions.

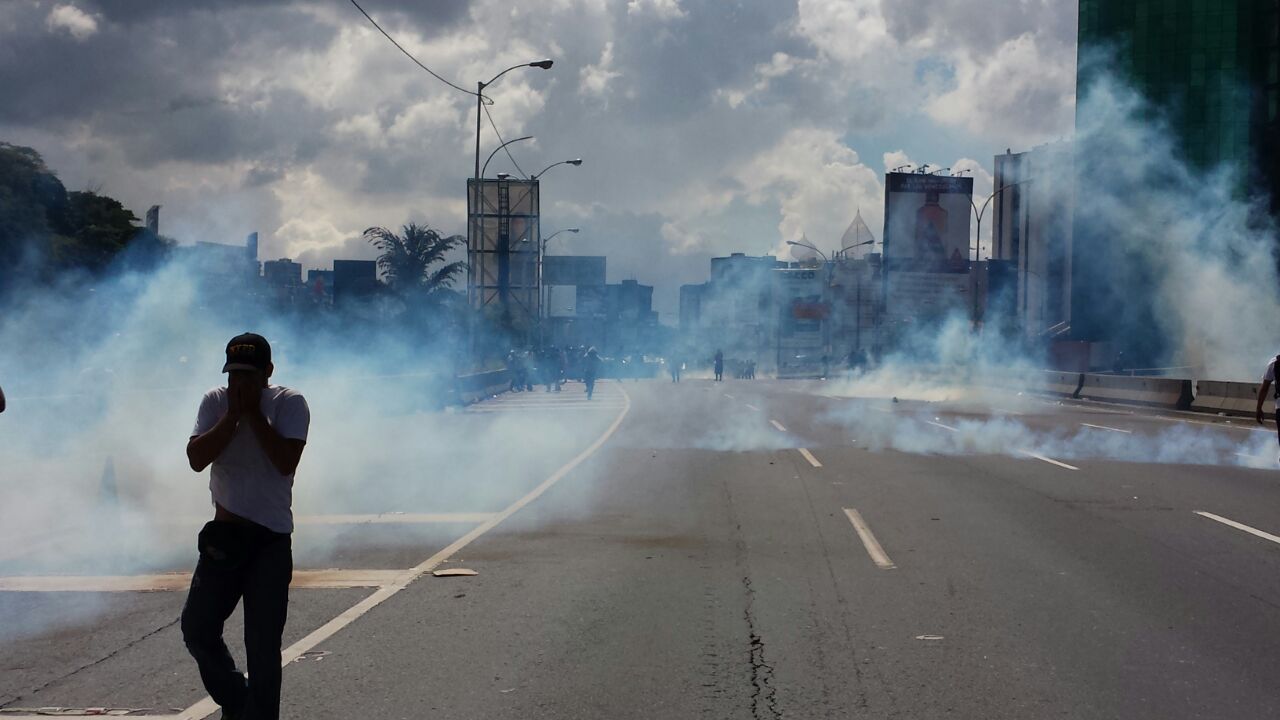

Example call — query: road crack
[742,575,780,719]
[0,615,180,709]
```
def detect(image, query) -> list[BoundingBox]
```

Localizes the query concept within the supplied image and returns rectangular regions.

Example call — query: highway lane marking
[746,403,760,411]
[1016,450,1079,471]
[1152,415,1273,433]
[770,419,788,432]
[0,569,406,593]
[1080,422,1132,434]
[842,508,896,570]
[176,388,634,720]
[724,393,736,399]
[926,420,958,432]
[1195,511,1280,547]
[797,448,823,467]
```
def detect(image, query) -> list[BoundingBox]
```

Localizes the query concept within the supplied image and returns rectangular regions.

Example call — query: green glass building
[1078,0,1279,210]
[1072,0,1279,365]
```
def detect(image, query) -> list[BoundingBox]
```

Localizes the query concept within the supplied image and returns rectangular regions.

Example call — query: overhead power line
[347,0,477,98]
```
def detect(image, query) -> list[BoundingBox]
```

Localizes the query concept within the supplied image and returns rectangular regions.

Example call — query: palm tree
[363,222,466,298]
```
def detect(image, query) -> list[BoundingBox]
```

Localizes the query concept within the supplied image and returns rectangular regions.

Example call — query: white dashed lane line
[797,448,822,467]
[1017,450,1079,471]
[1196,511,1280,547]
[1080,422,1132,434]
[843,508,896,570]
[770,419,788,432]
[926,419,958,432]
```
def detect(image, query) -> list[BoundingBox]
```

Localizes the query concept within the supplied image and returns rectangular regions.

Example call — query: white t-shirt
[191,385,310,533]
[1265,357,1277,384]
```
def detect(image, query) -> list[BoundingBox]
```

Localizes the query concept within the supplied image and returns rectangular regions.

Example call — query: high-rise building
[991,142,1074,341]
[1078,0,1280,214]
[1074,0,1280,366]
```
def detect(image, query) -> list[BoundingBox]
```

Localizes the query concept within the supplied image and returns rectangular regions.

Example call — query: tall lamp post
[481,136,533,179]
[535,227,580,347]
[970,178,1034,261]
[838,238,876,356]
[786,239,833,377]
[474,60,553,181]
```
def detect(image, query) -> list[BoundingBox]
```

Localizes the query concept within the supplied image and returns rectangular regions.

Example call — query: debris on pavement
[433,568,478,577]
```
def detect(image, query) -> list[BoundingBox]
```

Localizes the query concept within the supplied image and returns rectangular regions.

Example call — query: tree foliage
[0,142,172,284]
[363,222,466,298]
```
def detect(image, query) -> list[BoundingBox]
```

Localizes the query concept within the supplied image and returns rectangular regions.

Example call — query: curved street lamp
[532,158,583,180]
[970,178,1034,261]
[474,59,554,181]
[481,135,533,178]
[786,239,829,263]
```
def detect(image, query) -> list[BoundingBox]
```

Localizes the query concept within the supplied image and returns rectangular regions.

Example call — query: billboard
[883,173,973,273]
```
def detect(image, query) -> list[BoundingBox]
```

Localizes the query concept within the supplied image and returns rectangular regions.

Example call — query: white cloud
[579,41,621,100]
[734,128,883,257]
[46,3,97,40]
[626,0,686,21]
[926,33,1077,146]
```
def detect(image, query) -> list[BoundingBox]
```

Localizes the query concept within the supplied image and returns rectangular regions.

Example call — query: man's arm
[242,409,306,476]
[1257,379,1272,424]
[0,384,6,413]
[187,404,241,472]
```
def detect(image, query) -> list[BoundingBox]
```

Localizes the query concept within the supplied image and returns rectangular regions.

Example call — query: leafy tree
[363,222,466,298]
[0,142,69,274]
[55,191,142,271]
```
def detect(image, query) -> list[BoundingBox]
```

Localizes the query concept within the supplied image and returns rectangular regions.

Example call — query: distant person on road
[714,349,724,382]
[584,347,601,400]
[669,354,681,383]
[1256,354,1280,450]
[183,333,309,720]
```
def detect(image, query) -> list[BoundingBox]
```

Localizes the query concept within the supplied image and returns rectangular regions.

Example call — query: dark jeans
[182,521,292,720]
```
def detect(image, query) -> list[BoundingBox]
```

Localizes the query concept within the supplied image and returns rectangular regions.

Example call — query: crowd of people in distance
[506,345,602,398]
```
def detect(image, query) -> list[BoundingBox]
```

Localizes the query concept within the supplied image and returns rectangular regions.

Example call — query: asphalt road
[4,376,1280,719]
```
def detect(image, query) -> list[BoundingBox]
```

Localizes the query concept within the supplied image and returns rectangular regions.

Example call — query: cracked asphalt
[5,378,1280,718]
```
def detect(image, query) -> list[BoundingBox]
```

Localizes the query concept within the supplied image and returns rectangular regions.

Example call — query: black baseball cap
[222,332,272,373]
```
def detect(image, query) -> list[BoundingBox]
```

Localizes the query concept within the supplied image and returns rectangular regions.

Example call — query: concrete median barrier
[1078,374,1193,410]
[454,369,510,405]
[1034,371,1083,398]
[1193,380,1265,417]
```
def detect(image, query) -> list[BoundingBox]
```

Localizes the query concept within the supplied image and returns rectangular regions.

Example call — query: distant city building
[679,283,705,335]
[306,269,334,305]
[263,258,302,287]
[604,279,656,352]
[333,259,378,305]
[991,141,1074,343]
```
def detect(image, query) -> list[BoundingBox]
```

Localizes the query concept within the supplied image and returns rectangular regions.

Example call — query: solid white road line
[842,508,896,570]
[176,388,634,720]
[746,404,760,411]
[1195,511,1280,547]
[770,419,788,432]
[926,420,958,432]
[1080,422,1132,434]
[1017,450,1079,471]
[797,448,822,467]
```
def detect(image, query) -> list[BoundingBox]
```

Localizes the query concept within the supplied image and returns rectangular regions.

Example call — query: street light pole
[786,239,833,376]
[481,136,533,179]
[537,228,580,347]
[969,178,1034,262]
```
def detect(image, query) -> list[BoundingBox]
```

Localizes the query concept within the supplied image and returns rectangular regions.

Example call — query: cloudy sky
[1,0,1078,319]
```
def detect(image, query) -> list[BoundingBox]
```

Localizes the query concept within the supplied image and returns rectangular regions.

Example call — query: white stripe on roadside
[770,419,788,432]
[842,508,896,569]
[926,420,958,432]
[1017,450,1079,471]
[746,403,760,411]
[724,393,736,399]
[1080,422,1132,434]
[797,448,822,467]
[1195,511,1280,547]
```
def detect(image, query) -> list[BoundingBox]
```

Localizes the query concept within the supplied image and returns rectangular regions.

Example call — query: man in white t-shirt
[182,333,309,720]
[1256,355,1280,446]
